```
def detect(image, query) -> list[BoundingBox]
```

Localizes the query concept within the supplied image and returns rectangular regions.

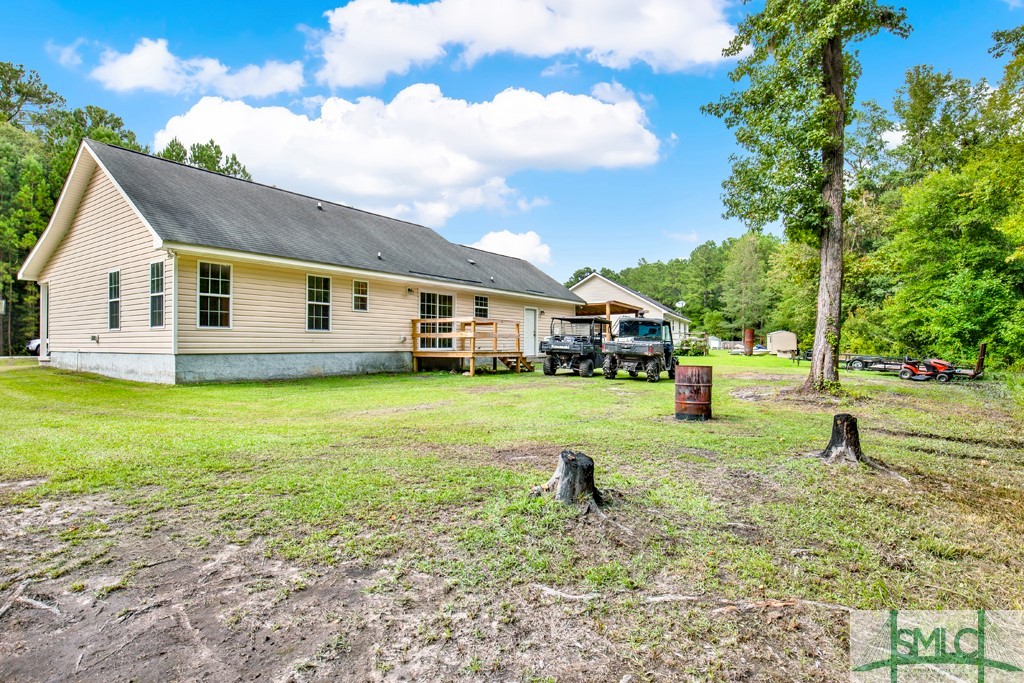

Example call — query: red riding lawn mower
[899,358,957,383]
[898,344,987,383]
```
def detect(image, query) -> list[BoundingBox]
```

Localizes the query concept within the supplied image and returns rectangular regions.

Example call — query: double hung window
[307,275,331,331]
[198,262,231,328]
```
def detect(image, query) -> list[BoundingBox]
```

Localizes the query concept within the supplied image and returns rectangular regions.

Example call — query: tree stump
[819,414,908,483]
[820,414,864,464]
[533,449,604,507]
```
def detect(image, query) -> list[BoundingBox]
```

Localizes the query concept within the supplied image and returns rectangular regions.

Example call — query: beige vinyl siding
[37,168,172,354]
[175,253,576,354]
[572,278,659,317]
[177,255,417,353]
[572,276,689,338]
[454,292,575,351]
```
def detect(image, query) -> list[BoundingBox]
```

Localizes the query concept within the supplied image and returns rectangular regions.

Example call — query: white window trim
[149,259,166,329]
[196,260,233,329]
[107,268,121,331]
[352,279,369,312]
[474,295,489,318]
[306,274,332,333]
[418,289,456,350]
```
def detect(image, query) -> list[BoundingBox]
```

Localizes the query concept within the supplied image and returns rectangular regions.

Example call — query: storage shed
[766,330,799,357]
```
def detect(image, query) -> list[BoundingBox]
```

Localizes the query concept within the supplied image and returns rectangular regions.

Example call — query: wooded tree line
[0,63,250,355]
[568,27,1024,369]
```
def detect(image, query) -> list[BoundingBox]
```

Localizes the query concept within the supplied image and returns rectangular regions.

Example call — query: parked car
[25,339,41,356]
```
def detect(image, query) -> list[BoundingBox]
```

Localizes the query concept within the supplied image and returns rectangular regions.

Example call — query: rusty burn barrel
[675,365,712,421]
[743,328,755,356]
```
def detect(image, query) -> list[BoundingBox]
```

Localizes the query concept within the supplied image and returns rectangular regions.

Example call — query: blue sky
[4,0,1021,281]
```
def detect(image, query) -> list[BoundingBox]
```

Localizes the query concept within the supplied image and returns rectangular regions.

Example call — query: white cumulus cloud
[540,60,579,78]
[881,129,905,149]
[663,230,698,243]
[591,81,635,105]
[469,230,552,266]
[46,38,86,68]
[90,38,303,98]
[155,83,659,226]
[315,0,736,87]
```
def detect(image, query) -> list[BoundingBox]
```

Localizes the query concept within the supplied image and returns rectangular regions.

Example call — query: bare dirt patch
[728,373,804,383]
[0,495,628,683]
[351,401,451,417]
[730,386,777,402]
[0,470,854,682]
[0,478,49,495]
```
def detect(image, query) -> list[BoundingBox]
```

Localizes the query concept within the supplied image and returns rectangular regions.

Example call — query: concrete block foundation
[49,351,177,384]
[46,351,413,384]
[174,352,412,383]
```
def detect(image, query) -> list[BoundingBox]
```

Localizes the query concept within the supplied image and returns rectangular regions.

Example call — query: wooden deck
[411,318,534,374]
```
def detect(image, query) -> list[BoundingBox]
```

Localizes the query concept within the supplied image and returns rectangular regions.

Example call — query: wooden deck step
[496,356,534,373]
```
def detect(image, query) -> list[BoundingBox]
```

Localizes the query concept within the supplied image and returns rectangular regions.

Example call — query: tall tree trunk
[806,27,845,392]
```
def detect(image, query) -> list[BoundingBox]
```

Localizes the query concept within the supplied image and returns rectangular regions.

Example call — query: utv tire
[936,373,951,383]
[645,359,661,383]
[543,355,557,376]
[579,358,595,377]
[602,356,617,379]
[899,369,912,380]
[668,358,677,380]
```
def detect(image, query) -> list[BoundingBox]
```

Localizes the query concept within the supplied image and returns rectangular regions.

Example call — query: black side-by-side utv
[539,316,611,377]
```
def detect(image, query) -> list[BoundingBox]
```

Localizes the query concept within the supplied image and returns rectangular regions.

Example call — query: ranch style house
[18,140,583,383]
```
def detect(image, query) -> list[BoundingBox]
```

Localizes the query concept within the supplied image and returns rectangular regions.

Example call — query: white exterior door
[524,307,538,355]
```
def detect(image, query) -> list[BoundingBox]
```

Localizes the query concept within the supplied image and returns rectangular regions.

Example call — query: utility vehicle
[602,317,676,382]
[539,316,610,377]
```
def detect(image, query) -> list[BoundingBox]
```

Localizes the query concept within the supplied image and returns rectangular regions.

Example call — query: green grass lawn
[2,352,1021,613]
[4,353,1024,680]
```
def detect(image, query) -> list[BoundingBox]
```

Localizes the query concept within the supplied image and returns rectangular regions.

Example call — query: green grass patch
[2,353,1022,609]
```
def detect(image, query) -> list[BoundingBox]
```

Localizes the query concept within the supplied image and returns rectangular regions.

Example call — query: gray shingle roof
[87,140,582,303]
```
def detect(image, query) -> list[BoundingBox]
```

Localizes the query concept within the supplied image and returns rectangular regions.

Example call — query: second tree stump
[536,449,604,506]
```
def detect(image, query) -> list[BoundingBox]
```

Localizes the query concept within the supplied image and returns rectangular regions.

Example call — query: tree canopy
[0,65,252,354]
[585,23,1024,370]
[157,137,252,180]
[703,0,910,391]
[0,62,64,129]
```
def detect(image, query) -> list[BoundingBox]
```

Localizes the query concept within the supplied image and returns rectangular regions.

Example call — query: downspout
[170,250,178,383]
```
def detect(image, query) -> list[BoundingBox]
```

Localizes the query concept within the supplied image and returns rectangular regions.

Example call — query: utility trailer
[845,355,907,373]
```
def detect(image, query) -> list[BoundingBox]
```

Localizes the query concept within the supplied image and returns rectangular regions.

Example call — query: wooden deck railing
[411,317,532,374]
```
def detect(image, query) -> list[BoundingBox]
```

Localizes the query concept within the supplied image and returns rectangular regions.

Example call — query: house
[18,140,583,384]
[569,272,690,341]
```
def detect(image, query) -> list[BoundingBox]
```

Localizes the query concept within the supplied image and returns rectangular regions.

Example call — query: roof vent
[317,202,323,210]
[377,252,383,260]
[489,276,495,282]
[467,258,476,265]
